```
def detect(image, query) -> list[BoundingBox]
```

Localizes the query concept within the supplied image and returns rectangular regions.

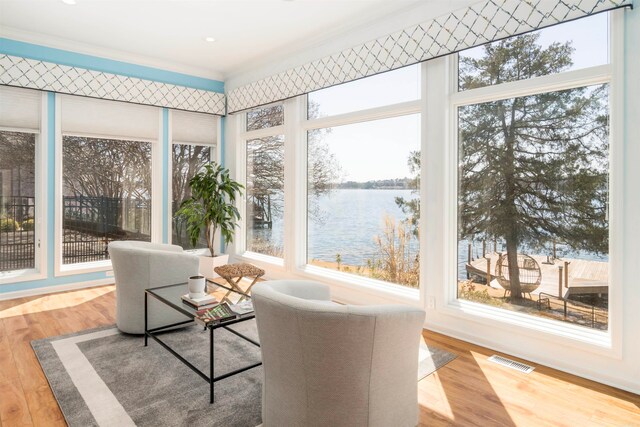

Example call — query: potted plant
[175,162,243,277]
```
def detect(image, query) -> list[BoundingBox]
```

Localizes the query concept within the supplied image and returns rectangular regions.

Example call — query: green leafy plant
[0,217,19,232]
[21,218,35,231]
[175,163,243,257]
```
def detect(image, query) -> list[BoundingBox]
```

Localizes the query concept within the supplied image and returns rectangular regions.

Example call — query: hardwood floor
[0,284,638,426]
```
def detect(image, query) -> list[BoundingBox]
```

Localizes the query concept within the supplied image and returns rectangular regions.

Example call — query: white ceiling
[0,0,474,82]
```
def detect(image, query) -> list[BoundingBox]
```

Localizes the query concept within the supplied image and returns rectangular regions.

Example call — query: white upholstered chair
[108,241,199,334]
[252,280,426,427]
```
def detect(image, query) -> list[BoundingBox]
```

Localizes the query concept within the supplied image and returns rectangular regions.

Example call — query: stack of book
[195,303,237,326]
[181,293,218,310]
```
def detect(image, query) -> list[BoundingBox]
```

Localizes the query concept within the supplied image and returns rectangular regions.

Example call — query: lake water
[250,188,607,279]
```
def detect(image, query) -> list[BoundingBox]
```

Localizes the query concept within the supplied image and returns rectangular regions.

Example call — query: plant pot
[198,254,230,279]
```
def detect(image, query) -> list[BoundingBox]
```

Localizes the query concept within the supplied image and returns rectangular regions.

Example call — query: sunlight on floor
[418,373,455,421]
[0,286,114,319]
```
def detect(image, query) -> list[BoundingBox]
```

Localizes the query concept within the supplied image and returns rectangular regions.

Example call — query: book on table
[229,300,254,317]
[195,302,237,326]
[181,293,218,308]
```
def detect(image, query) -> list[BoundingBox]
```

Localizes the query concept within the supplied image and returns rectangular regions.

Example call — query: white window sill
[0,269,46,285]
[56,260,112,276]
[236,251,285,268]
[299,264,420,305]
[440,298,619,358]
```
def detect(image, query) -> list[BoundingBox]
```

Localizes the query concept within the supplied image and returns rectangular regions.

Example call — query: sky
[307,12,609,183]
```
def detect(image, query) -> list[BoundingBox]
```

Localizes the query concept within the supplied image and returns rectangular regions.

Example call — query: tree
[458,33,609,300]
[247,102,340,228]
[62,136,151,201]
[395,150,420,237]
[60,136,152,237]
[172,144,211,247]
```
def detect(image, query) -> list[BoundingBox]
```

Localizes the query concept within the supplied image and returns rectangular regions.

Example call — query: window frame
[166,110,221,253]
[436,11,624,355]
[236,102,286,267]
[234,87,424,303]
[0,92,48,285]
[54,100,162,276]
[299,98,422,298]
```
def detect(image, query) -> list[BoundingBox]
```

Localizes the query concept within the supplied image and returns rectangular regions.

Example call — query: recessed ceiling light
[204,37,216,43]
[61,0,77,5]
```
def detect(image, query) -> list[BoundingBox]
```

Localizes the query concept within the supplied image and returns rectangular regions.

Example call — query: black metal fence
[0,196,151,271]
[63,196,151,264]
[537,292,608,330]
[0,196,35,272]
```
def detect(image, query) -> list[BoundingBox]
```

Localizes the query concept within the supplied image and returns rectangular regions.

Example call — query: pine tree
[458,33,609,300]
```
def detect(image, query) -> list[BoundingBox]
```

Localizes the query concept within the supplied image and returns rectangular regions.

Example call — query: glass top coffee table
[144,279,261,403]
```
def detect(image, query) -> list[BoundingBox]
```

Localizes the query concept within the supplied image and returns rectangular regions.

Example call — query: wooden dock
[466,252,608,299]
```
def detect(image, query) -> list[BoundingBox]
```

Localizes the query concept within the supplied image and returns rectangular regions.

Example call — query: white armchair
[108,241,200,334]
[252,280,426,427]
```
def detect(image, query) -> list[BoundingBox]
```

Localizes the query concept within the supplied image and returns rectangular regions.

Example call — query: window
[308,64,420,118]
[60,95,158,267]
[246,104,284,131]
[243,104,286,259]
[246,135,285,257]
[170,110,218,250]
[306,67,421,289]
[0,86,41,276]
[0,131,36,272]
[62,136,152,264]
[455,17,611,330]
[458,13,609,90]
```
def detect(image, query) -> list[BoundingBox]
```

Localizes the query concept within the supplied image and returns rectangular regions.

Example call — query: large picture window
[0,131,36,272]
[59,95,158,267]
[246,135,285,257]
[305,66,421,289]
[62,136,152,264]
[170,110,218,250]
[172,144,213,249]
[307,115,420,288]
[455,16,611,330]
[0,86,41,277]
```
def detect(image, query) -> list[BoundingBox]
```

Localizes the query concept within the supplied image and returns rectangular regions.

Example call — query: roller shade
[60,95,159,141]
[227,0,633,113]
[0,86,41,131]
[171,110,217,145]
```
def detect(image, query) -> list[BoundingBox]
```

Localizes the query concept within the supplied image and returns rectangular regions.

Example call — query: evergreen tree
[458,33,609,300]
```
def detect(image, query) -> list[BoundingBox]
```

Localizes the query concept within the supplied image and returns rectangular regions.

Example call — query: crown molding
[0,26,225,82]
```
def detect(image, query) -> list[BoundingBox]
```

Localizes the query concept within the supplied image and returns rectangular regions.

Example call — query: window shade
[171,110,217,145]
[0,86,41,130]
[60,95,159,140]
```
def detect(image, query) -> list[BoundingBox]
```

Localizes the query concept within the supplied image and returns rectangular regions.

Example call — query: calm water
[252,189,418,265]
[251,188,607,277]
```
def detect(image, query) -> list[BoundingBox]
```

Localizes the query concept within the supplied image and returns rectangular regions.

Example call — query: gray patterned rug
[32,320,456,426]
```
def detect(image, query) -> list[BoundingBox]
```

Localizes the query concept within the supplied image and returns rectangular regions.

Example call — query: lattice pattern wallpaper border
[0,54,226,116]
[227,0,631,113]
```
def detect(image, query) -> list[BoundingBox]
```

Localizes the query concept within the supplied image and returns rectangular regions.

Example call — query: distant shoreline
[334,178,416,190]
[332,187,413,190]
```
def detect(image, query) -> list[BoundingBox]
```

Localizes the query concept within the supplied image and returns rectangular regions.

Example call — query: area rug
[32,321,263,427]
[419,338,458,381]
[32,320,456,426]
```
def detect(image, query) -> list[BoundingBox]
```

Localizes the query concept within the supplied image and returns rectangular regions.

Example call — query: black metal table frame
[144,279,261,403]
